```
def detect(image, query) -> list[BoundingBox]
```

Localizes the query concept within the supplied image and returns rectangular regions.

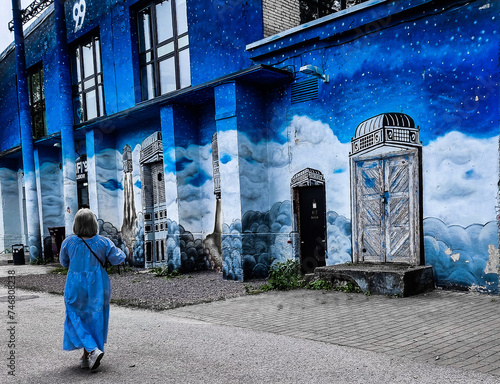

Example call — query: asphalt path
[1,288,498,384]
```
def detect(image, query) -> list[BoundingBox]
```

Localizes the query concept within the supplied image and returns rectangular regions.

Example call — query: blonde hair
[73,208,99,237]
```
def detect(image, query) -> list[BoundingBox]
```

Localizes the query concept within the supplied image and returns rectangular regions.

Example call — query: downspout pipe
[54,0,78,233]
[11,0,42,261]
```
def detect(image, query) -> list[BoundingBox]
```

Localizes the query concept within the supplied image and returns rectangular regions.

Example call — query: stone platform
[313,263,435,296]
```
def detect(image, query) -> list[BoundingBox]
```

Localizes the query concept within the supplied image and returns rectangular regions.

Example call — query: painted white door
[353,149,419,264]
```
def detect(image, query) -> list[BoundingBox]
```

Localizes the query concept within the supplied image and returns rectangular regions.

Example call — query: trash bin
[12,244,25,265]
[48,227,66,261]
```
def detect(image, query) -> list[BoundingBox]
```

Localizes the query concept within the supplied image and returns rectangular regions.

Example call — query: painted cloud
[423,131,498,225]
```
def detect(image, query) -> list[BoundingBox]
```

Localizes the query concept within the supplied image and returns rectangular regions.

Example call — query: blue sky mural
[256,1,498,146]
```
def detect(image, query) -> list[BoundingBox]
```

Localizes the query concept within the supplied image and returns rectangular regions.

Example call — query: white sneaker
[80,356,90,369]
[88,348,104,370]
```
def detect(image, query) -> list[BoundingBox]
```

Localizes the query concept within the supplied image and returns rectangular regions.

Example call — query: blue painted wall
[0,0,497,291]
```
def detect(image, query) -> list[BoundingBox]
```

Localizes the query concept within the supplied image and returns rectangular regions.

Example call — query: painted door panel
[356,159,384,262]
[385,155,412,262]
[298,185,326,273]
[354,150,418,264]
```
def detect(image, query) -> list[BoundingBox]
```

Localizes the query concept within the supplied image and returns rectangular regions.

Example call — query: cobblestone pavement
[170,289,500,377]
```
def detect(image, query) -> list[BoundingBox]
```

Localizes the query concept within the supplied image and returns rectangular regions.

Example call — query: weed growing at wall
[243,259,371,296]
[308,279,333,291]
[268,259,304,290]
[51,266,68,275]
[30,257,50,265]
[333,281,363,294]
[150,266,180,279]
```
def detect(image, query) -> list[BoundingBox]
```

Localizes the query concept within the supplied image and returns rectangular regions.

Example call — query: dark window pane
[138,8,153,53]
[40,69,44,98]
[179,47,191,88]
[156,0,173,43]
[73,95,83,124]
[33,113,44,138]
[84,78,95,91]
[28,76,33,105]
[300,0,319,23]
[176,0,188,35]
[98,85,105,117]
[29,66,46,137]
[71,48,81,84]
[141,64,155,100]
[82,42,94,78]
[32,72,41,103]
[157,41,174,58]
[319,0,339,17]
[85,90,97,120]
[178,34,189,49]
[159,56,176,95]
[95,38,101,73]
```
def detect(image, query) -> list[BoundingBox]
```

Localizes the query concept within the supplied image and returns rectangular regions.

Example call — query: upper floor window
[137,0,191,101]
[300,0,369,23]
[27,64,46,139]
[71,35,105,124]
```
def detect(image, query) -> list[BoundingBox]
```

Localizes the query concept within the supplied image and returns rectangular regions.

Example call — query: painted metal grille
[291,78,318,104]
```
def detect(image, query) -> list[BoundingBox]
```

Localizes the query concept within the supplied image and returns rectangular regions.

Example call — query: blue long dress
[60,235,125,352]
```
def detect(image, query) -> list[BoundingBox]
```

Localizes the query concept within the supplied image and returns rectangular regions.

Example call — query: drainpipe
[11,0,41,261]
[54,0,78,233]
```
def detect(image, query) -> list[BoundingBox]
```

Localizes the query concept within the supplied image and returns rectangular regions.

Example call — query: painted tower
[121,144,137,265]
[140,132,168,267]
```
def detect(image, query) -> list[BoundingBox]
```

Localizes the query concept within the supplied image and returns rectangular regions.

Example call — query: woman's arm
[105,238,126,266]
[59,239,70,268]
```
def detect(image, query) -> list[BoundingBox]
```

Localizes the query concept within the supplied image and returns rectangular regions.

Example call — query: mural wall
[0,0,497,292]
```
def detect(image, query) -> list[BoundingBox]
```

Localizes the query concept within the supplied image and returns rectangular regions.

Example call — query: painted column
[85,130,100,217]
[11,0,41,261]
[214,82,244,281]
[0,162,24,251]
[54,0,78,233]
[160,105,182,270]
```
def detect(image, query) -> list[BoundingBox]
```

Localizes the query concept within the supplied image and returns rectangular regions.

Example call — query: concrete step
[314,263,435,297]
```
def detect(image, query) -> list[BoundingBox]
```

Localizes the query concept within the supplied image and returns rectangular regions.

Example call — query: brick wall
[262,0,300,37]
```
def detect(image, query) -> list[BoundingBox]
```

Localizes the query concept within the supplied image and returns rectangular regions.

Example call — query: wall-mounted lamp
[299,64,329,83]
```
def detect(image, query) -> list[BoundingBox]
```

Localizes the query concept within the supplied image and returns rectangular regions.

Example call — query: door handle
[380,191,389,204]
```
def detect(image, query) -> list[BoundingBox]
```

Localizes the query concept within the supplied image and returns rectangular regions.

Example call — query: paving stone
[170,289,500,376]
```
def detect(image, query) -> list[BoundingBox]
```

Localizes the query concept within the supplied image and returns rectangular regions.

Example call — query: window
[27,64,46,139]
[300,0,369,23]
[137,0,191,101]
[71,35,105,124]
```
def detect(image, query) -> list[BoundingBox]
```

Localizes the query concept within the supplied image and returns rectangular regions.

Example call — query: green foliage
[244,283,272,295]
[30,258,50,265]
[307,279,333,291]
[51,266,69,275]
[333,281,363,294]
[268,259,305,290]
[150,266,180,279]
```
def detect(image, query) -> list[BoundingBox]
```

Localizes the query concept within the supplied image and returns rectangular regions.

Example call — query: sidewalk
[169,289,500,377]
[1,261,499,382]
[1,288,498,383]
[0,251,58,277]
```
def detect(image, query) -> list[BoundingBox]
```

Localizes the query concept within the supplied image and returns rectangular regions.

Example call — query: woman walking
[60,208,125,370]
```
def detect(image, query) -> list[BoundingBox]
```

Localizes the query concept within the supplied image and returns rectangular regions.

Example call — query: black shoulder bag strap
[79,237,109,272]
